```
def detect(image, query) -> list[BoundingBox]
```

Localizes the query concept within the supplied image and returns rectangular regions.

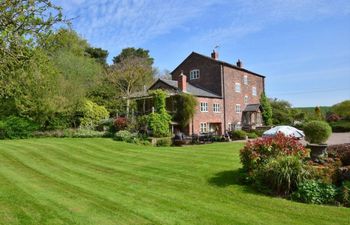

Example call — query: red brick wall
[172,53,222,96]
[188,97,224,135]
[222,66,264,131]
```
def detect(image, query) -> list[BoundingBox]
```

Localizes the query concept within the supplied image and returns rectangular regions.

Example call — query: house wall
[171,53,222,96]
[189,97,224,135]
[223,66,264,130]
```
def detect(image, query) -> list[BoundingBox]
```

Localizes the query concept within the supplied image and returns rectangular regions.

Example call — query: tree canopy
[260,93,273,125]
[112,47,154,65]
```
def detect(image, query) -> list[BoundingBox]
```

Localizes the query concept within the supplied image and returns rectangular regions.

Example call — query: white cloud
[55,0,219,51]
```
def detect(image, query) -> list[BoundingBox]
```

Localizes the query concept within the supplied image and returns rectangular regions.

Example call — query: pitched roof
[156,79,221,98]
[130,78,221,99]
[243,104,263,112]
[171,52,265,78]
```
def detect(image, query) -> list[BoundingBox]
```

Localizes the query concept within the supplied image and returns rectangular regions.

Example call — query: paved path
[327,132,350,145]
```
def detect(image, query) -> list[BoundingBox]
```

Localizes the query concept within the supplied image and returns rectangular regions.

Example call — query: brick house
[133,50,265,135]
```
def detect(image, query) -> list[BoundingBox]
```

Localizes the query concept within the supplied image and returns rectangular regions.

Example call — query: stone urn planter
[307,143,328,160]
[303,121,332,162]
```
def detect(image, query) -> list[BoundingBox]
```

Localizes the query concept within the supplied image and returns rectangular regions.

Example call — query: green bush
[229,130,247,140]
[0,116,39,139]
[114,130,150,145]
[254,156,310,196]
[79,100,109,128]
[156,137,172,147]
[339,181,350,206]
[247,132,258,139]
[329,120,350,132]
[303,120,332,144]
[115,130,135,142]
[292,180,337,204]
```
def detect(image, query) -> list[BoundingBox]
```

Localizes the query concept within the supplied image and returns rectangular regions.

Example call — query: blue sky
[55,0,350,107]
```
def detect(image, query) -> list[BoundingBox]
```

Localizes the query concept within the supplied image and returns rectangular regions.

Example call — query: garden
[0,138,349,225]
[239,120,350,207]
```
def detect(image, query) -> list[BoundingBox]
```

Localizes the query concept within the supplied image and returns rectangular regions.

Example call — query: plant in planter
[303,121,332,160]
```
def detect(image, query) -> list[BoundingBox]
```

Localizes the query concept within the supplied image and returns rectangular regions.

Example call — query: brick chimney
[178,72,187,92]
[211,50,218,60]
[236,59,243,68]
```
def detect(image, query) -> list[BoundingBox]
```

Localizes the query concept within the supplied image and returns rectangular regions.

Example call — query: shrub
[247,132,258,139]
[339,181,350,206]
[329,120,350,132]
[0,116,39,139]
[240,133,308,172]
[115,130,135,142]
[229,130,247,140]
[253,129,265,137]
[254,156,310,196]
[79,100,109,128]
[156,137,172,147]
[328,143,350,166]
[292,180,337,204]
[71,129,106,138]
[303,120,332,144]
[33,129,106,138]
[114,130,150,145]
[114,117,128,131]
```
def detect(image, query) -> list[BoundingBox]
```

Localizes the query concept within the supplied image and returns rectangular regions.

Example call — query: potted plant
[303,120,332,160]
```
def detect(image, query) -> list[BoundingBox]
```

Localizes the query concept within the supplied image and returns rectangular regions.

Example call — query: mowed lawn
[0,139,349,225]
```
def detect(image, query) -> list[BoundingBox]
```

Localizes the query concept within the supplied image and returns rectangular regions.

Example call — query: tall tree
[85,47,109,66]
[112,47,153,65]
[260,93,273,125]
[270,99,293,125]
[108,56,153,115]
[0,0,65,97]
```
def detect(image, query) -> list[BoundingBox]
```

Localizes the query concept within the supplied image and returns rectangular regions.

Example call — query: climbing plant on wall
[174,93,197,129]
[147,90,171,137]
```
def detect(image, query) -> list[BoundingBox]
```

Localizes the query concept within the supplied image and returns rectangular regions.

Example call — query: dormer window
[190,69,200,80]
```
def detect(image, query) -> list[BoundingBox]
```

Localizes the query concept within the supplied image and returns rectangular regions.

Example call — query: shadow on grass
[208,169,261,195]
[208,170,241,187]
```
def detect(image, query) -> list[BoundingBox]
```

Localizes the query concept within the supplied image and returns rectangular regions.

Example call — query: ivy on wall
[147,90,171,137]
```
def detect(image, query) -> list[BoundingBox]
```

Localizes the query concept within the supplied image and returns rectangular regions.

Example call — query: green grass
[0,139,349,225]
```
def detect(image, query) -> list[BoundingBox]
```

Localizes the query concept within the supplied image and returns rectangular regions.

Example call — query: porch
[242,104,263,131]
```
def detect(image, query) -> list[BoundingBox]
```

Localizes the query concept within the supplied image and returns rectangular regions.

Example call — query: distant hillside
[294,106,331,115]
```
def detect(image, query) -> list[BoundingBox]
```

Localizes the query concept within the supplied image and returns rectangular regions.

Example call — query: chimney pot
[236,59,243,68]
[211,50,218,60]
[178,72,187,92]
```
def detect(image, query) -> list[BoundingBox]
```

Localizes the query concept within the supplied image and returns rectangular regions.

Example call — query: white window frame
[243,75,248,85]
[213,103,220,113]
[200,122,208,133]
[252,87,257,96]
[235,83,241,93]
[189,69,200,80]
[244,95,248,104]
[200,102,208,112]
[235,104,241,113]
